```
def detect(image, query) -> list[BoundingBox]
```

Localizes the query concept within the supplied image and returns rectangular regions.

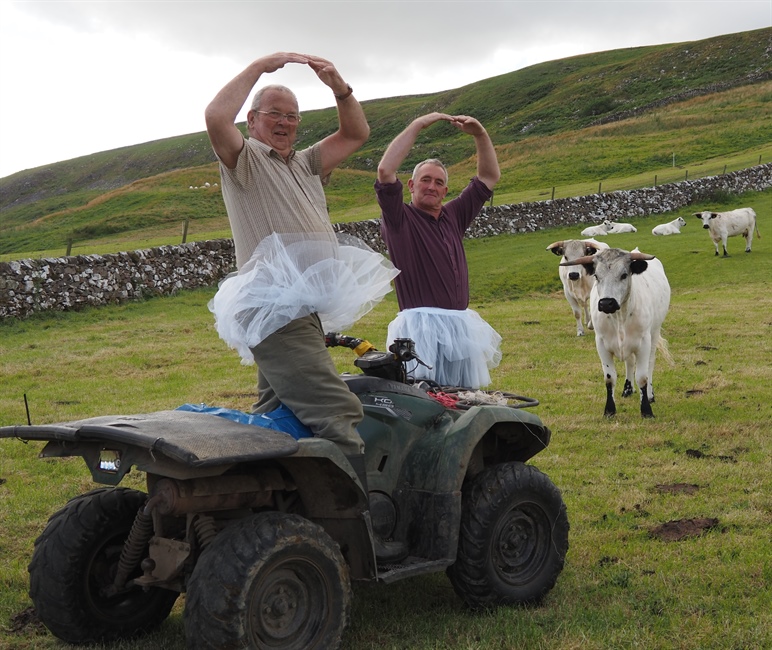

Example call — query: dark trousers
[251,313,365,455]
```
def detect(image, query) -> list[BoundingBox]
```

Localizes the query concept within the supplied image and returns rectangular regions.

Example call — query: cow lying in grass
[652,216,686,236]
[603,220,637,234]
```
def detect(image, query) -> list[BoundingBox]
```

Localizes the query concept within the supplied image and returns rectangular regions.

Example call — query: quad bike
[0,334,569,649]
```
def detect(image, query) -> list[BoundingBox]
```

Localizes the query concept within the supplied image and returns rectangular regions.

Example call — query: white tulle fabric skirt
[210,233,399,364]
[387,307,502,388]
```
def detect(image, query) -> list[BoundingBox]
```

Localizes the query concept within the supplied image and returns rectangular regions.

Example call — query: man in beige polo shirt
[205,52,393,469]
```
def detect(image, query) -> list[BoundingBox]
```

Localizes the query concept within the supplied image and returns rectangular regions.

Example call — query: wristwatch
[335,84,354,101]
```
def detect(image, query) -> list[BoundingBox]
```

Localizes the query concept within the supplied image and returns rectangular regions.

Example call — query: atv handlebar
[325,332,539,409]
[325,333,431,383]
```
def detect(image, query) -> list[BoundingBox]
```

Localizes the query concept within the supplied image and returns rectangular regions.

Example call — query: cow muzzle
[597,298,620,314]
[703,224,710,229]
[568,272,580,281]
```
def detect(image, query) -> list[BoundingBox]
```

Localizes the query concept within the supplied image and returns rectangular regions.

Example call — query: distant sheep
[652,217,686,236]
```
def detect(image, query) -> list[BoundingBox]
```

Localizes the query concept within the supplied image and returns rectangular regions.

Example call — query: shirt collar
[250,137,296,161]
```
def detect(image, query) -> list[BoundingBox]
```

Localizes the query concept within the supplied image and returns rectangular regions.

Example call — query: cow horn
[630,252,655,261]
[546,241,564,250]
[560,255,595,266]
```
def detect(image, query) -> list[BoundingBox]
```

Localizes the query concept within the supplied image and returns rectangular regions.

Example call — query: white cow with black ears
[693,208,760,256]
[546,238,609,336]
[561,247,671,418]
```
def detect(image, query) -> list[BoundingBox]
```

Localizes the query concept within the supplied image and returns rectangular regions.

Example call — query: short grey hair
[250,84,299,112]
[412,158,448,183]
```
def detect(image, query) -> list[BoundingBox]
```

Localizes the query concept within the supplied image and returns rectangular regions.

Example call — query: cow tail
[657,335,674,366]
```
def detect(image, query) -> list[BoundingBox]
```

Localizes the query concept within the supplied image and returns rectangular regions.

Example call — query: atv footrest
[376,557,453,584]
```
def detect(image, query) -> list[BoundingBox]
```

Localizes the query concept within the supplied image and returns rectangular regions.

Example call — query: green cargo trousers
[250,313,365,455]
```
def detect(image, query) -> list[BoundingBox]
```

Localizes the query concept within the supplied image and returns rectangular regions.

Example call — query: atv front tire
[29,487,178,643]
[447,462,569,608]
[184,511,352,649]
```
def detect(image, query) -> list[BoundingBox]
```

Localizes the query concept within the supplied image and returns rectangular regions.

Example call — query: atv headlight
[98,448,122,473]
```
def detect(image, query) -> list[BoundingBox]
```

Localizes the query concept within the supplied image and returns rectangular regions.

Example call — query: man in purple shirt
[375,112,502,388]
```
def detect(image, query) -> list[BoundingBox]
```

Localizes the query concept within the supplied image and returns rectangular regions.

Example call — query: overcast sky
[0,0,769,180]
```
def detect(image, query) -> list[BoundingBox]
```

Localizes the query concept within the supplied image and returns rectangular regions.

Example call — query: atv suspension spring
[193,514,218,549]
[112,507,154,591]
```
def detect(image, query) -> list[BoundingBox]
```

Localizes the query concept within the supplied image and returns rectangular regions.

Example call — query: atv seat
[341,375,435,400]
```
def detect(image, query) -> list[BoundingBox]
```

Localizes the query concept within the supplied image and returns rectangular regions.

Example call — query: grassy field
[1,190,770,649]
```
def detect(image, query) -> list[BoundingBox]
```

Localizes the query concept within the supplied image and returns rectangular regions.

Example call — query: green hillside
[1,27,770,257]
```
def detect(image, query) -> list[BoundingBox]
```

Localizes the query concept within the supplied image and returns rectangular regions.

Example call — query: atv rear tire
[29,487,178,643]
[184,511,351,650]
[447,462,569,608]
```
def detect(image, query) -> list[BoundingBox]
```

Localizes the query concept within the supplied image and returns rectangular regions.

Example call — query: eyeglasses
[255,110,302,124]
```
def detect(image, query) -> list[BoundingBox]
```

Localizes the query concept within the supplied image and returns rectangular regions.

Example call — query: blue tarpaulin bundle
[176,403,312,440]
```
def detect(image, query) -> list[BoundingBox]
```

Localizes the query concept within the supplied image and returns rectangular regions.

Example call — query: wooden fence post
[182,219,190,244]
[66,238,73,256]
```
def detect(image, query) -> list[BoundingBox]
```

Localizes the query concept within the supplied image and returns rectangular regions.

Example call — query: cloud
[1,0,769,178]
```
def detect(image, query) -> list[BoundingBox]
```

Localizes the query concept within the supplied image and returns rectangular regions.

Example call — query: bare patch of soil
[650,517,719,541]
[216,391,256,400]
[655,483,700,495]
[9,606,46,635]
[686,449,736,462]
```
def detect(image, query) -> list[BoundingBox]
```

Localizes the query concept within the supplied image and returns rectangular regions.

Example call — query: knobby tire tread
[29,487,178,643]
[447,462,569,608]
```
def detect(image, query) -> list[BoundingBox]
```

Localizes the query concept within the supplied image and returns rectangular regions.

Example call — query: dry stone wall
[334,163,772,251]
[2,164,769,319]
[0,240,235,319]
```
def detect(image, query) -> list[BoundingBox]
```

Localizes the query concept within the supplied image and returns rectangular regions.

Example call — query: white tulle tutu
[387,307,502,388]
[210,233,399,364]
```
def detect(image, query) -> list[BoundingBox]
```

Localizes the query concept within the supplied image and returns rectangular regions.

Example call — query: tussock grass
[1,190,770,649]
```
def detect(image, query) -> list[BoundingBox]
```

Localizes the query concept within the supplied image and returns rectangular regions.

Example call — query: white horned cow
[693,208,760,256]
[652,216,686,236]
[561,247,671,418]
[603,220,637,234]
[547,238,609,336]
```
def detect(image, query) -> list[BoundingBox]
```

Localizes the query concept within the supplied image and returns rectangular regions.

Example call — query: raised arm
[377,113,455,184]
[305,55,370,177]
[204,52,308,169]
[451,116,501,190]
